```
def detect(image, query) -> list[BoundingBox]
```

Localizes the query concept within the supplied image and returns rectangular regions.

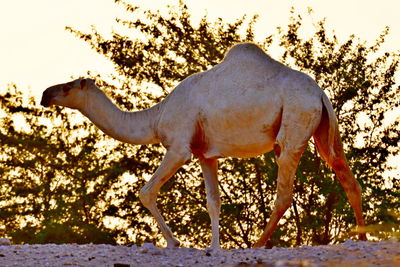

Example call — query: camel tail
[322,93,338,162]
[314,93,367,239]
[314,92,339,164]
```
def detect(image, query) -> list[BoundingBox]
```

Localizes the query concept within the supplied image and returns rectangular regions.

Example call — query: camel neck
[80,89,161,145]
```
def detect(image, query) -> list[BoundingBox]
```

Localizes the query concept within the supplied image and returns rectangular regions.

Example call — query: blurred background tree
[0,1,398,248]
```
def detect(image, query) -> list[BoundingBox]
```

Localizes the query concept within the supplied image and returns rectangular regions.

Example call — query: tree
[0,85,118,244]
[277,11,400,244]
[1,1,398,248]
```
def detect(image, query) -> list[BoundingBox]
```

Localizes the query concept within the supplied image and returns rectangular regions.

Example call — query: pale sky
[0,0,399,101]
[0,0,399,173]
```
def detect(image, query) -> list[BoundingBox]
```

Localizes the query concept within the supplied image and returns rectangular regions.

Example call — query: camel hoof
[205,246,221,252]
[359,233,367,241]
[252,240,265,248]
[166,238,181,248]
[252,244,263,248]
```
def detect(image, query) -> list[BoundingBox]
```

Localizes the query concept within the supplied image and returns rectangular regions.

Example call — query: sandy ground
[0,239,399,267]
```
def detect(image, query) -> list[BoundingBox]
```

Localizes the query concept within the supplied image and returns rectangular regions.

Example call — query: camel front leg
[200,158,221,249]
[139,149,190,248]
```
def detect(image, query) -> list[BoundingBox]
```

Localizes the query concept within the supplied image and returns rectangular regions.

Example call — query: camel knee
[274,193,293,211]
[207,197,221,216]
[139,187,156,208]
[206,185,221,215]
[273,190,293,217]
[347,180,362,195]
[343,180,363,205]
[274,152,297,216]
[332,160,362,194]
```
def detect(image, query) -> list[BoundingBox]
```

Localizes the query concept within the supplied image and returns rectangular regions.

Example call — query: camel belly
[205,139,275,158]
[192,121,279,159]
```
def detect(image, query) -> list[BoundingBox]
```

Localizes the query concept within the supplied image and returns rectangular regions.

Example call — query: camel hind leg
[253,140,307,247]
[313,107,366,240]
[253,107,320,247]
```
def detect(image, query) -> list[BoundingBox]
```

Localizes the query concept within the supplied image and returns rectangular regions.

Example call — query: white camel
[41,43,366,248]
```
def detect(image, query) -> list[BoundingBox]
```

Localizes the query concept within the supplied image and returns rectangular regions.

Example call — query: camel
[41,43,366,248]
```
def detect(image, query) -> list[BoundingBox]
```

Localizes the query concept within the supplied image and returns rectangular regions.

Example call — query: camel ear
[80,79,87,89]
[80,78,95,90]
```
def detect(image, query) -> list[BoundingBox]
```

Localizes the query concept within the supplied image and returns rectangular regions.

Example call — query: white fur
[43,43,359,248]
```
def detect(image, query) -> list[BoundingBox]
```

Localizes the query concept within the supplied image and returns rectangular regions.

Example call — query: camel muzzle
[40,88,53,107]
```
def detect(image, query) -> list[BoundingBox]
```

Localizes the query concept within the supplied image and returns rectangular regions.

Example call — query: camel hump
[224,43,272,61]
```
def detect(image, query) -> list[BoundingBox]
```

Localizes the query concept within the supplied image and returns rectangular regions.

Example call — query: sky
[0,0,399,175]
[1,0,399,101]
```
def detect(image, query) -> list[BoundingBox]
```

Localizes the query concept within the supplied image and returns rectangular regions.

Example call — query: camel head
[41,78,95,109]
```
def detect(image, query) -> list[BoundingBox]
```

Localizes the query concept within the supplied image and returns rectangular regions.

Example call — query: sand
[0,239,399,267]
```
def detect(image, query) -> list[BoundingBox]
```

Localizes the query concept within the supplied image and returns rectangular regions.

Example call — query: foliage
[1,1,399,248]
[0,86,160,245]
[277,11,400,244]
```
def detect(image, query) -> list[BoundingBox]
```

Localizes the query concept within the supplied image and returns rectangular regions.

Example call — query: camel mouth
[40,100,51,107]
[40,89,53,107]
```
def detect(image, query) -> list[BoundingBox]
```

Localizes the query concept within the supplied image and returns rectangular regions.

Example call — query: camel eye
[62,86,71,93]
